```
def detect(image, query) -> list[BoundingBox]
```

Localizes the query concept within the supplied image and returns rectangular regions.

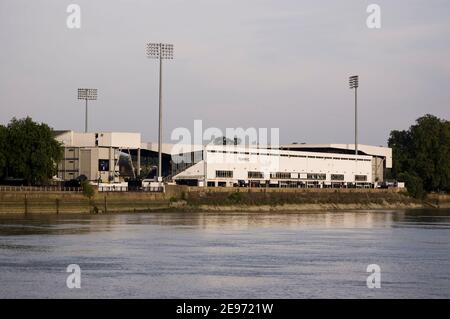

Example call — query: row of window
[215,170,233,178]
[331,174,345,181]
[216,170,367,181]
[207,150,371,161]
[307,173,326,180]
[248,171,264,179]
[355,175,368,182]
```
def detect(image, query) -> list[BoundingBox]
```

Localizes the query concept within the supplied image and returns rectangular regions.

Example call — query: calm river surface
[0,209,449,298]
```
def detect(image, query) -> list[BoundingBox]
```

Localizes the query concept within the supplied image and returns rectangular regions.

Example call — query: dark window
[98,159,110,172]
[307,173,326,180]
[271,172,291,179]
[248,171,264,179]
[355,175,367,182]
[215,170,233,178]
[331,174,345,181]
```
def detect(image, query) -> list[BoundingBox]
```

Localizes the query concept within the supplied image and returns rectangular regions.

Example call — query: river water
[0,209,449,298]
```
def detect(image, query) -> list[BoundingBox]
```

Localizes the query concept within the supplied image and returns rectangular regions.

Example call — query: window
[248,171,264,179]
[355,175,367,182]
[307,173,326,180]
[216,170,233,178]
[331,174,344,181]
[271,172,291,179]
[98,159,110,172]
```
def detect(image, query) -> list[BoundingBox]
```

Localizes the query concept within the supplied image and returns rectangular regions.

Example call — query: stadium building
[54,131,392,188]
[172,144,391,188]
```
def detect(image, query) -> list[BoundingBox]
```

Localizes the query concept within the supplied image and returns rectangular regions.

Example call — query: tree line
[0,117,63,185]
[388,114,450,198]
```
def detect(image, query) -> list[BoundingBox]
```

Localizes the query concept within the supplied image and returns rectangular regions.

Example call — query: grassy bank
[178,188,424,212]
[1,186,448,214]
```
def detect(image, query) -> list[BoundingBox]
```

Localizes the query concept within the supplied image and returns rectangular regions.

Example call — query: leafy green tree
[0,125,7,179]
[389,114,450,196]
[6,117,63,185]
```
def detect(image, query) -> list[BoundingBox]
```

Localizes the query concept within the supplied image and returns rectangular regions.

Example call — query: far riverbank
[1,186,449,214]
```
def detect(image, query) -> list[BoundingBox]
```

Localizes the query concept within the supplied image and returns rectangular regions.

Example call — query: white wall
[73,133,96,147]
[109,132,141,148]
[56,131,141,148]
[54,131,73,146]
[202,145,372,184]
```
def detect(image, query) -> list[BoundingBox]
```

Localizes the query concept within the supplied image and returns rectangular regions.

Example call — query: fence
[0,186,82,192]
[98,185,128,192]
[0,185,164,193]
[98,185,164,192]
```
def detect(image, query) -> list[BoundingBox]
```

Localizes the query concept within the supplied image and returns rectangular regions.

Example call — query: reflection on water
[0,209,449,298]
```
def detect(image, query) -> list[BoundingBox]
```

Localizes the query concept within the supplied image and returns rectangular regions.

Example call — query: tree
[5,117,63,185]
[388,114,450,196]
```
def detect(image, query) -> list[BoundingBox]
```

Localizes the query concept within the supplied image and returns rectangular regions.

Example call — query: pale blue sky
[0,0,449,146]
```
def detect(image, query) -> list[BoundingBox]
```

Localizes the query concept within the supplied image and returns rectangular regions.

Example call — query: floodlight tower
[77,88,98,133]
[146,43,174,182]
[349,76,359,155]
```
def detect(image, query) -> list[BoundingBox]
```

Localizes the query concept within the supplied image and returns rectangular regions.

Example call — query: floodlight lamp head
[349,75,359,89]
[146,43,174,59]
[78,88,98,100]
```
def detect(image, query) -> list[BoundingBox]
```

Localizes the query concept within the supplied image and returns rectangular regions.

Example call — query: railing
[0,185,165,193]
[98,186,164,192]
[98,186,128,192]
[141,186,164,192]
[127,186,165,193]
[0,186,82,192]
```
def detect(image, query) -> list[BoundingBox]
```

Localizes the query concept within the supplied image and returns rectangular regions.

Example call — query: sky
[0,0,449,146]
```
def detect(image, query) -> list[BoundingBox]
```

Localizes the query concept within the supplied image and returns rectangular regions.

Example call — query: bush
[81,180,95,198]
[399,172,425,199]
[228,192,243,203]
[169,196,178,203]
